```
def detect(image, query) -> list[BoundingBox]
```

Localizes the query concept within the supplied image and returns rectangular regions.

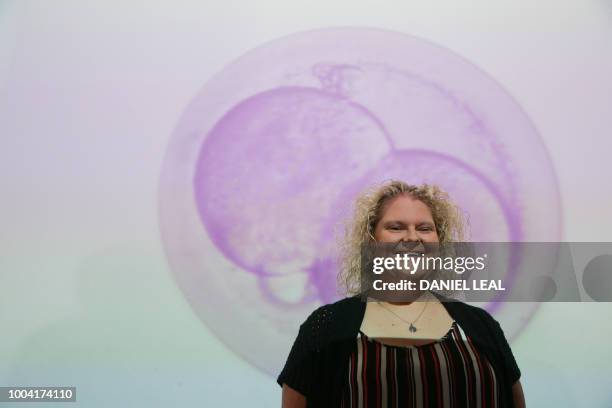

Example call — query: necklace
[376,298,430,333]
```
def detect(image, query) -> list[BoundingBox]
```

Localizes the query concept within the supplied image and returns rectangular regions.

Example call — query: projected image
[158,27,561,376]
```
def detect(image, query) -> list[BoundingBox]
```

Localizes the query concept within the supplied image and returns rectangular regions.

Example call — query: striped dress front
[341,321,500,408]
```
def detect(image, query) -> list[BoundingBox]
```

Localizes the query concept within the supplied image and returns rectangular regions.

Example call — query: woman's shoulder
[299,295,364,349]
[301,295,361,329]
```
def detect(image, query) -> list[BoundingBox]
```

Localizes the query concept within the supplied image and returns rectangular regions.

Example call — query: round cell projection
[158,28,562,376]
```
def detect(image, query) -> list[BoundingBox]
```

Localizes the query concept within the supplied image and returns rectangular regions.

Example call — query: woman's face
[373,194,440,244]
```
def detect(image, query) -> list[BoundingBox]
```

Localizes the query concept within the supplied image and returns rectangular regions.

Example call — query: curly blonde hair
[336,180,469,296]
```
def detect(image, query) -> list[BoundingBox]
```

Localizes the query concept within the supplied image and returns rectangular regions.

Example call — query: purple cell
[158,28,562,376]
[194,86,391,284]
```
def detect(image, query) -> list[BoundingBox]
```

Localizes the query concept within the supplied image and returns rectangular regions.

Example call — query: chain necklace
[376,299,430,333]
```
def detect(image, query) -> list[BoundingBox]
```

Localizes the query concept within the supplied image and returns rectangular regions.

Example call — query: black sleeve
[276,310,322,398]
[490,315,522,385]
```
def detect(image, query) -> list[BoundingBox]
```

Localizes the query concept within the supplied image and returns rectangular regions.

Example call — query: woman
[278,180,525,407]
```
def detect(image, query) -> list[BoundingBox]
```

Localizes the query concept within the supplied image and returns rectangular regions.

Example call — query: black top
[277,293,521,408]
[342,321,501,407]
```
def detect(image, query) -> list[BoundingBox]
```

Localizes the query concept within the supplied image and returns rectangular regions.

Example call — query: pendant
[409,323,417,333]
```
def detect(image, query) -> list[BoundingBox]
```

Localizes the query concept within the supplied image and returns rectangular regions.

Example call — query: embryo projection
[158,28,561,375]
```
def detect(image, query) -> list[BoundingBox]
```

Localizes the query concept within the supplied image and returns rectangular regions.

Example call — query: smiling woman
[278,180,525,408]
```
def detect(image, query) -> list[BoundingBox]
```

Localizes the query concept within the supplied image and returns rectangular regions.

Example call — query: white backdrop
[1,1,611,406]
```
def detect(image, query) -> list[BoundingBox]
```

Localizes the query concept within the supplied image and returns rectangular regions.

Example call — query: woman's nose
[401,228,420,242]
